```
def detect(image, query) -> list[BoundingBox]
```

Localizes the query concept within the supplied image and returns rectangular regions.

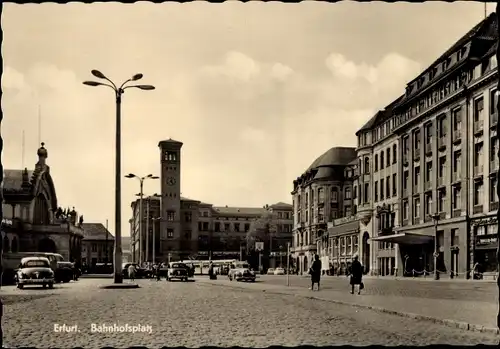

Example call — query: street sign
[255,242,264,251]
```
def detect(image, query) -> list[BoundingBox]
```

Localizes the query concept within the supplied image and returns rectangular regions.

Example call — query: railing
[474,165,484,177]
[490,201,499,212]
[452,208,461,218]
[473,205,484,214]
[474,120,484,134]
[452,130,461,143]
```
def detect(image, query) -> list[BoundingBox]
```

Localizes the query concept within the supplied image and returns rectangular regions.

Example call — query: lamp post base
[114,273,123,284]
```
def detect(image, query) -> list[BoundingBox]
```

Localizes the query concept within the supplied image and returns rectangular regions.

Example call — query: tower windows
[165,151,177,161]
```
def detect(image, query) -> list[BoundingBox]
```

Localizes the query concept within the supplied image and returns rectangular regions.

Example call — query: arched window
[331,187,338,202]
[374,154,379,171]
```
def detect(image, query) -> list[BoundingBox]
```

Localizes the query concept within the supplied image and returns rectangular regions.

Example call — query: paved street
[1,278,499,347]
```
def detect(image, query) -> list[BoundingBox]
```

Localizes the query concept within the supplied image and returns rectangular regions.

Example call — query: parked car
[15,257,55,289]
[231,268,256,282]
[166,262,190,282]
[274,268,285,275]
[267,268,275,275]
[55,261,75,283]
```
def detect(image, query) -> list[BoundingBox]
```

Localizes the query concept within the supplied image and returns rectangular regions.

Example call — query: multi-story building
[353,13,499,279]
[291,147,357,274]
[129,138,293,263]
[80,223,114,267]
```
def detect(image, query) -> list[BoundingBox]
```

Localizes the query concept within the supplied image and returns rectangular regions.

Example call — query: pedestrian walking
[348,254,364,295]
[156,263,161,281]
[309,254,322,291]
[128,264,136,283]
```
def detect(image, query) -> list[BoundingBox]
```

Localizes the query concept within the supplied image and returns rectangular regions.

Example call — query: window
[490,177,498,203]
[311,189,315,204]
[364,157,370,174]
[375,154,379,172]
[364,183,369,202]
[305,210,309,222]
[438,189,446,212]
[345,206,352,217]
[234,223,240,232]
[167,211,175,221]
[318,188,325,203]
[393,144,397,164]
[318,207,324,222]
[403,137,409,155]
[184,230,192,240]
[452,186,461,210]
[167,229,174,239]
[438,116,446,138]
[453,150,462,177]
[380,152,385,170]
[392,174,397,196]
[386,148,391,167]
[425,122,433,144]
[474,97,484,122]
[380,179,385,200]
[165,151,177,161]
[414,166,420,187]
[224,223,230,231]
[374,181,379,202]
[438,157,446,179]
[425,193,433,215]
[490,137,498,162]
[452,107,462,131]
[414,197,421,218]
[214,222,220,232]
[474,143,483,167]
[403,200,409,220]
[414,129,421,150]
[184,212,192,222]
[305,193,309,208]
[426,161,433,183]
[92,244,97,252]
[386,176,390,198]
[353,186,357,199]
[490,89,498,115]
[403,171,409,190]
[474,182,483,206]
[331,187,338,202]
[345,187,351,200]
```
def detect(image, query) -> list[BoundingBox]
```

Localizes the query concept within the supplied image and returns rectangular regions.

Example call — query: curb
[198,280,500,335]
[98,283,140,289]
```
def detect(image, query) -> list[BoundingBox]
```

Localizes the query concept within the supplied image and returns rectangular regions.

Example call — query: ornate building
[352,13,499,279]
[1,143,84,262]
[291,147,357,274]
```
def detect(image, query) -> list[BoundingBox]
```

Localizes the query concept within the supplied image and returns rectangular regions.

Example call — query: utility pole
[105,219,109,264]
[146,198,150,263]
[287,242,290,287]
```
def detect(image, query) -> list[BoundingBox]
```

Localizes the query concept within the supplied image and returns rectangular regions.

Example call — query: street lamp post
[126,174,159,265]
[430,213,440,281]
[152,216,162,263]
[83,70,154,284]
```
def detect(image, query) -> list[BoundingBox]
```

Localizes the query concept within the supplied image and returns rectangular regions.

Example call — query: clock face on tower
[166,177,176,186]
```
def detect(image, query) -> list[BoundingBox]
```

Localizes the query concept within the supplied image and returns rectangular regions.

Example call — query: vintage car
[231,268,256,282]
[166,262,190,282]
[55,261,76,283]
[228,262,250,280]
[16,257,55,289]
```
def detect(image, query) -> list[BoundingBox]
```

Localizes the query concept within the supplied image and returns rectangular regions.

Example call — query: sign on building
[255,242,264,251]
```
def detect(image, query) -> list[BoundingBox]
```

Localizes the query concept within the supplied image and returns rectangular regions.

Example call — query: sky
[1,1,493,236]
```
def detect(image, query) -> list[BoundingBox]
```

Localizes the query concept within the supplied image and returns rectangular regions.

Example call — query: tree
[245,212,278,253]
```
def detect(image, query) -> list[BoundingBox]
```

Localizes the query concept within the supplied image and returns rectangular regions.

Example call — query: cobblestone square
[1,278,499,347]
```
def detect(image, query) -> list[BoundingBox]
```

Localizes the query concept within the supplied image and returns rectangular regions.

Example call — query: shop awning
[370,232,433,245]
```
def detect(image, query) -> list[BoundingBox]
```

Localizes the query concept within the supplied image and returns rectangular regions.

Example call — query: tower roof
[158,138,183,148]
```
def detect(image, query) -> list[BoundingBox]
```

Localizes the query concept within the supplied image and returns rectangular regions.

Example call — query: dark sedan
[16,257,55,289]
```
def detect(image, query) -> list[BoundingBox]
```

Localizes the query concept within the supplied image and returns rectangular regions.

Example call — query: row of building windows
[374,174,398,202]
[374,145,398,172]
[297,187,352,210]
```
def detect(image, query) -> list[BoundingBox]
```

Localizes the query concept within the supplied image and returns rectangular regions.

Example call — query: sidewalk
[197,278,500,335]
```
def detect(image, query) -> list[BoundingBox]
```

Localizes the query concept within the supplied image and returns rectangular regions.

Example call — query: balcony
[452,130,461,144]
[403,154,409,165]
[452,208,461,218]
[437,176,446,187]
[425,143,432,155]
[424,181,432,191]
[438,137,446,150]
[491,113,498,129]
[474,120,484,135]
[452,172,461,183]
[413,149,421,162]
[318,200,325,207]
[474,165,484,177]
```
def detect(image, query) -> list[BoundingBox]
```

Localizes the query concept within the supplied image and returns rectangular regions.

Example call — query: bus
[176,259,238,275]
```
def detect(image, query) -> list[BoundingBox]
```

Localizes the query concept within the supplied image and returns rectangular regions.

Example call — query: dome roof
[37,142,47,158]
[306,147,356,171]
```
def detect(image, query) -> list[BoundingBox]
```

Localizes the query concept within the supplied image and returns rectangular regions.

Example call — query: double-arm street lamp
[83,70,155,284]
[126,174,159,264]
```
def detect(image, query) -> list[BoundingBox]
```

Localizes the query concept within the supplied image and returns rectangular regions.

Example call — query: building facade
[129,138,293,263]
[80,223,114,266]
[1,143,84,262]
[291,147,357,274]
[353,14,499,279]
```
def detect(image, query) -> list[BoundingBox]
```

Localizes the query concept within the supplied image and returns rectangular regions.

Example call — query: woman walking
[128,264,137,283]
[348,255,363,295]
[309,254,322,291]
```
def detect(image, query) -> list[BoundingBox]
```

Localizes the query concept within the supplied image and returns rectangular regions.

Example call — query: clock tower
[158,138,183,257]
